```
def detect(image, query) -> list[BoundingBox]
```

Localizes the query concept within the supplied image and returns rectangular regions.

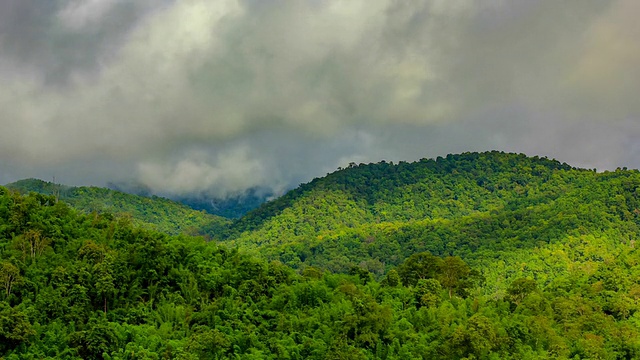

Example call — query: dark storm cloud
[0,0,169,84]
[1,0,639,196]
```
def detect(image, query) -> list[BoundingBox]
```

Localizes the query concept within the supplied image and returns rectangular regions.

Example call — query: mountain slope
[223,151,640,273]
[5,178,229,236]
[3,174,640,358]
[228,151,573,235]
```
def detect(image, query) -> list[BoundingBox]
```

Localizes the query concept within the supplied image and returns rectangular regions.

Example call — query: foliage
[223,152,640,277]
[2,151,640,358]
[5,178,229,236]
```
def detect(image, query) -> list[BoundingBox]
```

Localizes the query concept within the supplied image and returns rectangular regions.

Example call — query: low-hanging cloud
[1,0,639,196]
[137,145,266,197]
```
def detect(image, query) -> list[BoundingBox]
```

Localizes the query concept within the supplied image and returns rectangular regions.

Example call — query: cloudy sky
[1,0,639,197]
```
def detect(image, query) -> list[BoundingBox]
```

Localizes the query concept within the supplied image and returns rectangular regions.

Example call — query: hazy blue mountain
[174,188,275,219]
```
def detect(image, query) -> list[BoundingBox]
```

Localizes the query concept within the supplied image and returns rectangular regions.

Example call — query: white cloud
[137,145,265,196]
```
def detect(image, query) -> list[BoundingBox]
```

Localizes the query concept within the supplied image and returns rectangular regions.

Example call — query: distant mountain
[5,178,229,236]
[108,181,273,218]
[174,188,275,219]
[106,180,153,197]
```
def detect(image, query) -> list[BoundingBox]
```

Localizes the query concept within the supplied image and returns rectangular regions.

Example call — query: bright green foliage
[439,256,473,299]
[383,269,400,287]
[397,252,442,286]
[413,279,441,308]
[0,302,35,351]
[223,152,640,277]
[2,152,640,358]
[507,278,538,305]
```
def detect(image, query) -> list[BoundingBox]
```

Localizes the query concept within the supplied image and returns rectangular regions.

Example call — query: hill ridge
[228,151,577,236]
[5,178,229,235]
[222,151,639,274]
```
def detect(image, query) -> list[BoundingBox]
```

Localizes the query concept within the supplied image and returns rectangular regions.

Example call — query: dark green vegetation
[3,151,640,359]
[6,179,229,236]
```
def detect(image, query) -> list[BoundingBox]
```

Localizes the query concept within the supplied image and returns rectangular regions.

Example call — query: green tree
[0,302,35,352]
[94,255,116,314]
[438,256,472,298]
[507,278,537,306]
[0,262,20,299]
[383,269,400,287]
[397,252,442,287]
[414,279,442,308]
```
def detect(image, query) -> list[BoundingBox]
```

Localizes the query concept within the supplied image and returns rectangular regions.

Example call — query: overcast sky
[1,0,639,197]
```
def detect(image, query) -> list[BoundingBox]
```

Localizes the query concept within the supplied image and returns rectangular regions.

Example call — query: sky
[1,0,639,198]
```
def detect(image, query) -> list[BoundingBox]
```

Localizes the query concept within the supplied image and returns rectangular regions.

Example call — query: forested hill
[229,151,575,235]
[4,152,640,358]
[5,178,229,236]
[4,157,640,358]
[224,151,640,273]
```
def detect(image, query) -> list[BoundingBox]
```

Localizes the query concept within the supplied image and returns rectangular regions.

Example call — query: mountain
[173,187,275,219]
[228,151,573,235]
[223,151,640,273]
[107,181,273,218]
[5,178,229,236]
[3,152,640,358]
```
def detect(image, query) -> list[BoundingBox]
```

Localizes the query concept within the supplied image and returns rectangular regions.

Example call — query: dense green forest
[3,151,640,359]
[5,179,229,236]
[224,152,639,273]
